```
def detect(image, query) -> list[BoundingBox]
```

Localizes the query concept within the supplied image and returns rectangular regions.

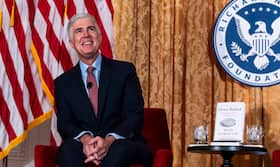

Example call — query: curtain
[112,0,279,166]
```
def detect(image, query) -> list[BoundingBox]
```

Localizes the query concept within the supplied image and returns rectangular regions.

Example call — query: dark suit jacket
[54,56,144,141]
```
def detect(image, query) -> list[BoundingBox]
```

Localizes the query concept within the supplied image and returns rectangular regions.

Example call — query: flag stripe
[31,16,55,94]
[13,2,44,119]
[48,0,73,72]
[54,0,64,20]
[32,37,55,91]
[0,44,23,143]
[0,88,17,141]
[34,3,64,79]
[3,0,42,133]
[37,0,59,61]
[64,0,78,64]
[54,0,74,71]
[67,0,76,18]
[0,36,24,141]
[73,0,86,13]
[94,0,114,52]
[105,0,114,16]
[84,0,113,58]
[0,21,28,131]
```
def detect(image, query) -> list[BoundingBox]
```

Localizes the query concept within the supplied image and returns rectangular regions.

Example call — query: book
[213,102,246,142]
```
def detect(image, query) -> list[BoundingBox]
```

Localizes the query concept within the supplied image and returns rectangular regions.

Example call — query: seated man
[54,13,153,167]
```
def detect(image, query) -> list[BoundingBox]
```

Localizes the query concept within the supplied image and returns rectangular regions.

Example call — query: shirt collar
[79,53,102,74]
[79,54,102,88]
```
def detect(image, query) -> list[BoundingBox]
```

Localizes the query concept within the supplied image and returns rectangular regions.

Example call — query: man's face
[70,17,101,62]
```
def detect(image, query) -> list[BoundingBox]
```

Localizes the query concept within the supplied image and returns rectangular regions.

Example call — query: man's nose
[83,29,90,36]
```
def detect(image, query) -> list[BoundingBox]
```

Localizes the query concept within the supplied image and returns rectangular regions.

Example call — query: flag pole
[2,156,8,167]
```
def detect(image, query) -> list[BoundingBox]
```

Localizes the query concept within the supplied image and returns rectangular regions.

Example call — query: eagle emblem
[213,0,280,87]
[232,14,280,70]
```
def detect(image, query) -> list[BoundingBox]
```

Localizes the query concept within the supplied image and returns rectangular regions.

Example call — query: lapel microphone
[87,82,93,89]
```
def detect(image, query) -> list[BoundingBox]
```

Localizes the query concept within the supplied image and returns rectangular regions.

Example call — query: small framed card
[213,102,246,142]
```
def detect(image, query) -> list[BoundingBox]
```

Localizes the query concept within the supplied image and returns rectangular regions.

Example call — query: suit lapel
[98,57,112,117]
[72,63,98,120]
[72,64,86,95]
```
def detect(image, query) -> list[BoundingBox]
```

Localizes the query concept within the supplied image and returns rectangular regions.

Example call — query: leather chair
[34,108,173,167]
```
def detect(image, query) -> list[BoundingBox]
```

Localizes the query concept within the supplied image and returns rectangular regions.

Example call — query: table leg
[220,151,234,167]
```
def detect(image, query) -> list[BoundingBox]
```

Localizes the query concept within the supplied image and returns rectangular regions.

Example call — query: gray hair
[67,13,100,40]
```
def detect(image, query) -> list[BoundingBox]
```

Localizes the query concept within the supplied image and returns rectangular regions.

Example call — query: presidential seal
[213,0,280,87]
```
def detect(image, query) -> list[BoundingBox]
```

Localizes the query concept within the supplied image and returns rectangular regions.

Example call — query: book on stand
[213,102,246,143]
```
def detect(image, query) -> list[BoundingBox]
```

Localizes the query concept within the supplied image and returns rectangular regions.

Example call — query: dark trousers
[58,139,153,167]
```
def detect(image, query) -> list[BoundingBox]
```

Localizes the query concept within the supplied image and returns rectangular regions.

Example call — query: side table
[187,144,267,167]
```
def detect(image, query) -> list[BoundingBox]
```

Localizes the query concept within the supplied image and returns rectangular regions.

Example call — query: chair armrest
[152,149,173,167]
[34,145,59,167]
[273,149,280,167]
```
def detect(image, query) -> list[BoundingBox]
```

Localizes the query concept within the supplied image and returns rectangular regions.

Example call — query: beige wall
[0,121,50,167]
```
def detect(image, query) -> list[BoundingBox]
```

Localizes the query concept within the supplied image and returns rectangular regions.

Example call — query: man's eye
[74,28,82,33]
[88,26,96,31]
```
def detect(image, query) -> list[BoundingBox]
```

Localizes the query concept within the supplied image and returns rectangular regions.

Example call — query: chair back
[273,149,280,167]
[142,108,171,152]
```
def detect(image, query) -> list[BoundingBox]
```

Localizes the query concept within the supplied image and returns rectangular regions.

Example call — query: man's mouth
[82,41,93,45]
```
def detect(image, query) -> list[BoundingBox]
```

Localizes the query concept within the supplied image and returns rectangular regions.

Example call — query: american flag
[0,0,113,159]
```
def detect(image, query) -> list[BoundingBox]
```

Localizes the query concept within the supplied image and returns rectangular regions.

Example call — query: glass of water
[193,125,208,144]
[246,125,264,145]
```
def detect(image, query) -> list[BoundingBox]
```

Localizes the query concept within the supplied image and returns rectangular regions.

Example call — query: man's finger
[84,155,94,163]
[96,151,107,160]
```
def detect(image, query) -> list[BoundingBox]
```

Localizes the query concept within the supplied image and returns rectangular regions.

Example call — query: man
[54,13,153,167]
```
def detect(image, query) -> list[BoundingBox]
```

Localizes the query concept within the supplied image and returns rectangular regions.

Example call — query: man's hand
[83,135,116,165]
[80,134,96,158]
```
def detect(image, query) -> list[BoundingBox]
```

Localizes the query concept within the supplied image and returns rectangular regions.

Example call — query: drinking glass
[246,125,264,145]
[193,125,208,144]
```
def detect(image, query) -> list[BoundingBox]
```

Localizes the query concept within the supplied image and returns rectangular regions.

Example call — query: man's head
[67,13,102,64]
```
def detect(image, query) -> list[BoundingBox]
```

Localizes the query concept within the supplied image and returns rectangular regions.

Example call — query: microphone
[87,82,93,89]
